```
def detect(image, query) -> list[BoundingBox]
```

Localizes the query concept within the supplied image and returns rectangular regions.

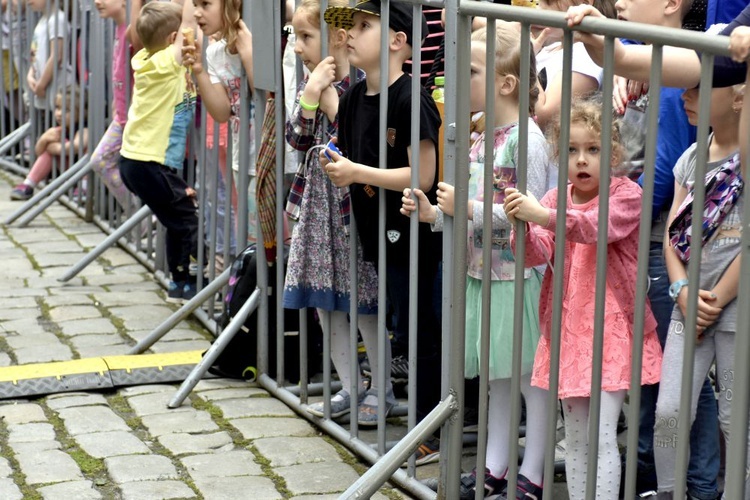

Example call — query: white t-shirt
[536,41,603,90]
[206,40,255,174]
[30,10,74,109]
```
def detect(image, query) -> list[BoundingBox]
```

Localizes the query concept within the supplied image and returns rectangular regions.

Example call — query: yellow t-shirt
[121,46,195,169]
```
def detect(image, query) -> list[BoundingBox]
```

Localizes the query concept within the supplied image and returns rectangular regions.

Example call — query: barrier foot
[0,121,30,156]
[15,158,93,227]
[168,288,261,408]
[58,205,153,282]
[128,268,231,354]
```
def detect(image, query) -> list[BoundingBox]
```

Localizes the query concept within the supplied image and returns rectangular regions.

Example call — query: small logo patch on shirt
[387,128,396,148]
[363,185,376,197]
[386,230,400,243]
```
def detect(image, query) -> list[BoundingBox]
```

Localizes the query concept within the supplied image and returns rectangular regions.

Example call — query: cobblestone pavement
[0,170,411,500]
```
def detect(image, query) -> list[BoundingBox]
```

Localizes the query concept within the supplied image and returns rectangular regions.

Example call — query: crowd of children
[5,0,750,498]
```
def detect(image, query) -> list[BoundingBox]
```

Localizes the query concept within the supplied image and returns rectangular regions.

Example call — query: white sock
[359,314,393,400]
[320,309,363,396]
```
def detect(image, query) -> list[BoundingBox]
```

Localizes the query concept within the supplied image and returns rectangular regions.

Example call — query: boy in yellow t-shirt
[119,1,199,303]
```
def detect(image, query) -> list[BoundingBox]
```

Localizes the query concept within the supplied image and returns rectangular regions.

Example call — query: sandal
[356,388,395,427]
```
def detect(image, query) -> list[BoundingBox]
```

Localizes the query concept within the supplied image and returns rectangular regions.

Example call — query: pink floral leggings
[90,120,138,211]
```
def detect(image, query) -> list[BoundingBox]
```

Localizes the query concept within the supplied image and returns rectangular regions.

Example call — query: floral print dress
[282,74,378,314]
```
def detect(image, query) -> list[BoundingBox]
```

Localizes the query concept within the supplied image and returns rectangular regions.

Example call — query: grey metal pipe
[128,268,231,354]
[0,120,31,153]
[16,155,93,227]
[168,288,262,408]
[57,205,153,282]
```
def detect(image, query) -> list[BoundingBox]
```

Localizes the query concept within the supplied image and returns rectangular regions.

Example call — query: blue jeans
[638,243,720,499]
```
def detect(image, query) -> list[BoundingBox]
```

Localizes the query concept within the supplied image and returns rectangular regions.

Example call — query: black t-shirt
[337,73,442,265]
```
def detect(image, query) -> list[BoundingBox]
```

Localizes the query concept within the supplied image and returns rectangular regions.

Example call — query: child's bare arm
[731,28,750,173]
[183,36,231,122]
[126,0,143,52]
[325,139,436,192]
[70,129,89,154]
[236,20,254,92]
[36,38,64,96]
[565,4,702,88]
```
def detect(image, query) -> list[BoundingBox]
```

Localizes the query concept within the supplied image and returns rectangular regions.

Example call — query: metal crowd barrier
[2,0,749,499]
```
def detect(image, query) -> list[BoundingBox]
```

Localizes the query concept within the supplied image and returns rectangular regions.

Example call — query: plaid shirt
[285,71,363,232]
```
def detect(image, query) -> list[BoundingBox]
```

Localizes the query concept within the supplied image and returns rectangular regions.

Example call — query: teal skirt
[464,271,543,380]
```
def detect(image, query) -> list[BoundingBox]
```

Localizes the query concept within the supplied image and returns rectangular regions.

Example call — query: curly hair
[470,23,540,115]
[219,0,242,55]
[549,94,626,173]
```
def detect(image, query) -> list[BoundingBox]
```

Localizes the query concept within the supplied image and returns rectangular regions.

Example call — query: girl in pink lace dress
[505,97,662,500]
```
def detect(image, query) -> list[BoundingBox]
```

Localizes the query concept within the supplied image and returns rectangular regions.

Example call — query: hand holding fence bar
[729,25,750,62]
[400,187,437,224]
[503,188,549,226]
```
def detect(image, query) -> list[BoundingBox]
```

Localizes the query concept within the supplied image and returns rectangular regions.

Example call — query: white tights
[485,374,548,485]
[562,390,626,500]
[318,310,393,398]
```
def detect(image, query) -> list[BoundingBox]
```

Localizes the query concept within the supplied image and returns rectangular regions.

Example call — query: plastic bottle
[432,76,445,103]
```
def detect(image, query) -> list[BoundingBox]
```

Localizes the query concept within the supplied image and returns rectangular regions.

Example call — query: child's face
[94,0,125,20]
[614,0,662,25]
[54,96,77,128]
[681,87,738,129]
[193,0,223,37]
[292,10,322,72]
[26,0,45,13]
[346,11,382,70]
[469,42,489,114]
[567,123,602,203]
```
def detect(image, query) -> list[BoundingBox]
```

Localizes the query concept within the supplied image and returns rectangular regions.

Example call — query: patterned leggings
[90,120,138,211]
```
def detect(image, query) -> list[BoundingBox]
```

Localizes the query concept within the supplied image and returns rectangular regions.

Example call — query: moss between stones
[0,414,42,500]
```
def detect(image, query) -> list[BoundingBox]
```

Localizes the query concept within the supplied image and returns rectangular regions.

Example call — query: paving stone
[85,274,148,287]
[0,352,11,367]
[276,462,361,496]
[48,305,102,322]
[75,431,150,458]
[0,457,13,476]
[2,296,39,309]
[231,417,316,440]
[38,480,102,500]
[59,319,118,336]
[15,449,84,484]
[0,264,37,280]
[7,422,56,443]
[181,450,263,479]
[35,252,87,268]
[293,493,391,500]
[10,228,68,244]
[70,334,127,349]
[140,410,219,437]
[253,437,341,467]
[196,387,267,401]
[25,240,84,254]
[118,480,197,500]
[105,455,179,483]
[0,318,46,335]
[74,234,112,248]
[57,406,130,436]
[0,478,23,500]
[108,305,178,330]
[47,286,107,296]
[127,392,192,417]
[194,379,257,391]
[10,441,62,454]
[213,397,295,419]
[14,344,73,364]
[126,328,206,343]
[106,282,164,293]
[119,384,175,397]
[45,393,108,410]
[93,291,164,308]
[195,476,281,500]
[0,403,47,424]
[0,307,43,321]
[75,345,132,358]
[43,294,94,308]
[101,248,139,267]
[146,339,211,353]
[5,332,60,349]
[157,431,234,456]
[0,288,43,298]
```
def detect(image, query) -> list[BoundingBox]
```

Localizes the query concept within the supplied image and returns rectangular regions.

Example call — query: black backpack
[207,244,323,382]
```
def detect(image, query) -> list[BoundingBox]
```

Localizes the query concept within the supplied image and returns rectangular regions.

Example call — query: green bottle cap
[434,76,445,86]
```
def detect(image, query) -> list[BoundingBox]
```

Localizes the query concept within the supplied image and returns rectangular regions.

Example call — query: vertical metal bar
[623,42,662,500]
[440,0,470,497]
[673,54,714,500]
[274,0,286,384]
[583,34,614,500]
[541,28,573,500]
[475,16,496,497]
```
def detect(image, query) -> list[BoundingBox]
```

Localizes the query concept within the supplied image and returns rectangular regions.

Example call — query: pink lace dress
[519,178,663,398]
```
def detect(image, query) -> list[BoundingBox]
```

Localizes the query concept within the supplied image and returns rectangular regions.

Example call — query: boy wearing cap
[323,0,443,463]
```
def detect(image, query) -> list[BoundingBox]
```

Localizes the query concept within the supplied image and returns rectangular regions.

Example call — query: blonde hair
[471,23,540,115]
[136,2,182,52]
[218,0,242,54]
[549,95,625,170]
